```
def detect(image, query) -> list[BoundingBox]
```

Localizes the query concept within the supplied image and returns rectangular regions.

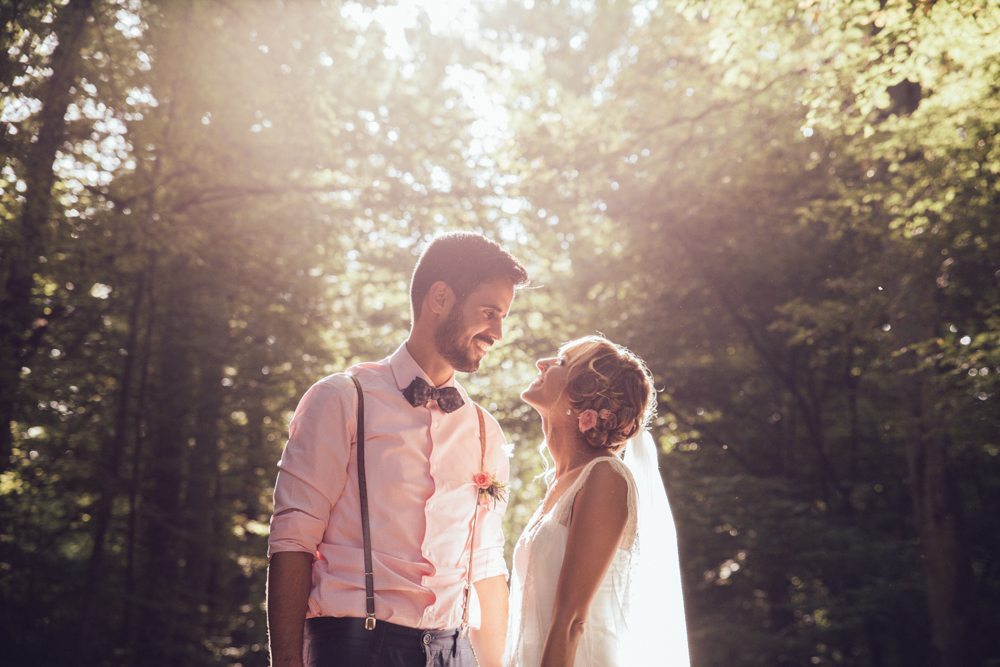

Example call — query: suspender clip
[364,614,377,631]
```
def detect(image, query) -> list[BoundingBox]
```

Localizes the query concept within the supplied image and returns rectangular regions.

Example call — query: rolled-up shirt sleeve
[471,417,511,582]
[268,375,354,557]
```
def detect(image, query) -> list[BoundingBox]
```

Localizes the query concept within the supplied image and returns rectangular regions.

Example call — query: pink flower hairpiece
[578,408,616,433]
[578,409,599,432]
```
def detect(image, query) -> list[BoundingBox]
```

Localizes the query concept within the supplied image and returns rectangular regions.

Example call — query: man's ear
[426,281,455,317]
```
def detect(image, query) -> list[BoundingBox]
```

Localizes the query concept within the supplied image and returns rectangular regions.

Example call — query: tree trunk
[890,244,979,667]
[122,258,156,658]
[905,381,977,667]
[76,269,147,658]
[764,568,796,667]
[0,0,94,470]
[181,310,226,620]
[136,270,192,666]
[845,343,862,480]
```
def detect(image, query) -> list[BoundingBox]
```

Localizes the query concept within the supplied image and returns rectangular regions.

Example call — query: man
[267,232,529,667]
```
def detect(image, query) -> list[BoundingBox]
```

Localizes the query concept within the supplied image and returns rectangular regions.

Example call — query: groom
[267,232,529,667]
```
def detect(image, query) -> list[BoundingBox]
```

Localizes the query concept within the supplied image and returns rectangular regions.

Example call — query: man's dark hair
[410,232,529,320]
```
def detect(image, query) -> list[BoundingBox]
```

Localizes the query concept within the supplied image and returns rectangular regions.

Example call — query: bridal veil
[620,430,691,666]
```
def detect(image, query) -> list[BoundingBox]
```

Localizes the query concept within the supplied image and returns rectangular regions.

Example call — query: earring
[565,408,572,416]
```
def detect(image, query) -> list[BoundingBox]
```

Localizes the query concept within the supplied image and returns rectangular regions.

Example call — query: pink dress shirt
[268,343,510,630]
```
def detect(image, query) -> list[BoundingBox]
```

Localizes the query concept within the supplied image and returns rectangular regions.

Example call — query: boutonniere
[473,471,509,508]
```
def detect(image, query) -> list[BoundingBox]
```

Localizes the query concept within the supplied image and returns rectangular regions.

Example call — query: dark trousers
[304,617,479,667]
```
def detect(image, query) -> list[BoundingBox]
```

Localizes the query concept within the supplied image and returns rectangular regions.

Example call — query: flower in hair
[578,409,599,433]
[598,409,613,421]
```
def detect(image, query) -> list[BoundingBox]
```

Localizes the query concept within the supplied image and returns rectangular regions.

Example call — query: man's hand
[267,551,314,667]
[470,574,509,667]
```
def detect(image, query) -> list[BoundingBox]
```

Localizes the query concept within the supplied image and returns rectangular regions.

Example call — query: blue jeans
[304,617,478,667]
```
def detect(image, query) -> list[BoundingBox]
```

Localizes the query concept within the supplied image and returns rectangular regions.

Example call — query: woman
[504,335,690,666]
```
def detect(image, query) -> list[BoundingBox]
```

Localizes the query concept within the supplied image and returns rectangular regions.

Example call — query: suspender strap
[349,375,377,631]
[351,374,487,634]
[460,406,488,634]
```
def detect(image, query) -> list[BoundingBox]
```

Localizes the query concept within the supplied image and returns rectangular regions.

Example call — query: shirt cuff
[267,509,326,558]
[471,545,509,583]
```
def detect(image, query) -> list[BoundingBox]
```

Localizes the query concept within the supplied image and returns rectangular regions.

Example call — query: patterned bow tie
[402,377,465,413]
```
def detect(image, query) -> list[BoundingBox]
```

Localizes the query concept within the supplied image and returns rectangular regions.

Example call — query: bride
[503,335,690,666]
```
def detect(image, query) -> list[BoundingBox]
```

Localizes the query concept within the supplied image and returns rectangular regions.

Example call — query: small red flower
[473,471,509,508]
[472,472,491,490]
[578,409,598,433]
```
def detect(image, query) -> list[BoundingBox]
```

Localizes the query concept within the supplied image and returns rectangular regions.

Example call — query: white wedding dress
[504,434,691,667]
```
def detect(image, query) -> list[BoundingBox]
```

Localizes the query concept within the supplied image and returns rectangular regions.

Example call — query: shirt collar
[389,342,461,392]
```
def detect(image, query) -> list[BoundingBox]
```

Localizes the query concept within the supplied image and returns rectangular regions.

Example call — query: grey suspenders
[348,375,377,630]
[348,374,487,633]
[461,406,488,635]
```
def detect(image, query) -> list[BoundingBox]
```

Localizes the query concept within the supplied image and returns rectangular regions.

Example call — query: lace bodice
[504,456,638,666]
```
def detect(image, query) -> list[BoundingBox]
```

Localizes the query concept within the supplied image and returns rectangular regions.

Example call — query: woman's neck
[543,416,608,477]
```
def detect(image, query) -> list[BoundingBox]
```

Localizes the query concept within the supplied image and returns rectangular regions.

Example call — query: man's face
[434,278,515,373]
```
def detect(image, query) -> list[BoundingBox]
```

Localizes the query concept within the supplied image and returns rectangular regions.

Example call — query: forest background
[1,1,997,666]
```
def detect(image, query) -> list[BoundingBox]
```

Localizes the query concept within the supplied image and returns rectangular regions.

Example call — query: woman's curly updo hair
[561,335,656,451]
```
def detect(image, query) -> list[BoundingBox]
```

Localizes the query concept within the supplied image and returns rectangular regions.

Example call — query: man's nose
[489,318,503,342]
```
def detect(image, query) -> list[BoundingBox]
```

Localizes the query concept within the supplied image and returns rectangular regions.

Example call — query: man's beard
[434,308,483,373]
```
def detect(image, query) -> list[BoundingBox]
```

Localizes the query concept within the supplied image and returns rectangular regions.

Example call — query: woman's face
[521,345,581,412]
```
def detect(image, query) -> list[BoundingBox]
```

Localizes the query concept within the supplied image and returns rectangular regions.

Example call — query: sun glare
[359,1,514,167]
[370,0,480,57]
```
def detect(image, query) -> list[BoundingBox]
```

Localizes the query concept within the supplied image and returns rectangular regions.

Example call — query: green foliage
[1,0,997,665]
[484,0,999,664]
